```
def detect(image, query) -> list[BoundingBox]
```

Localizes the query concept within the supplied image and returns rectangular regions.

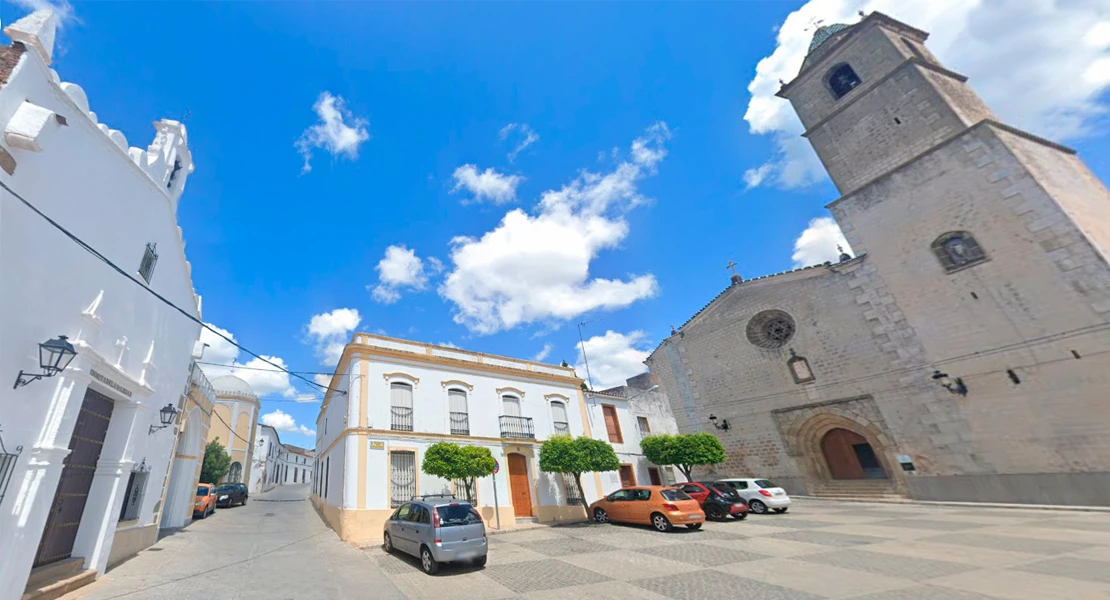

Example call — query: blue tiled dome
[808,23,852,52]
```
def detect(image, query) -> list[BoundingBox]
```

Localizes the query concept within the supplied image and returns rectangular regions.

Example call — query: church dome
[808,23,852,53]
[211,375,257,398]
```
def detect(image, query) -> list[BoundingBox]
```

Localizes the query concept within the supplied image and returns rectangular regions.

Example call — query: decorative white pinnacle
[3,9,58,65]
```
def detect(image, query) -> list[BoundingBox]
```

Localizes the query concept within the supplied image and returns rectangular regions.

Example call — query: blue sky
[7,0,1109,445]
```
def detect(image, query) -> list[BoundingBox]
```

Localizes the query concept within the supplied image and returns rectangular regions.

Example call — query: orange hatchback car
[194,483,217,519]
[588,486,705,532]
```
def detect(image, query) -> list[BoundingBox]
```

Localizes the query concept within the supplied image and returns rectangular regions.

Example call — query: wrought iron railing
[187,360,216,408]
[499,415,535,439]
[0,423,23,507]
[391,406,414,432]
[450,412,470,436]
[553,421,570,434]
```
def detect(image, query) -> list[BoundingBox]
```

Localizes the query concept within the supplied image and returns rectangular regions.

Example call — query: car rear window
[660,489,692,501]
[754,480,776,488]
[217,485,234,492]
[436,504,481,527]
[196,486,208,496]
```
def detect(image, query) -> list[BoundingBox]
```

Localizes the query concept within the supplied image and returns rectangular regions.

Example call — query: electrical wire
[195,360,334,376]
[0,178,344,397]
[208,403,253,446]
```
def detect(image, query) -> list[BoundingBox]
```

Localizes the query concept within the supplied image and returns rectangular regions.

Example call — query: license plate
[774,491,784,496]
[457,550,476,560]
[688,515,702,521]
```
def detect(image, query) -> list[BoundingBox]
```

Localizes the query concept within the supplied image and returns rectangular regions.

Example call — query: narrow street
[63,485,405,600]
[64,487,1110,600]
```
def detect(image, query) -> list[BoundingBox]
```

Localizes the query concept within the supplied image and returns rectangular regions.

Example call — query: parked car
[215,482,248,508]
[194,483,217,518]
[680,482,748,520]
[383,495,487,575]
[714,478,791,514]
[588,486,704,532]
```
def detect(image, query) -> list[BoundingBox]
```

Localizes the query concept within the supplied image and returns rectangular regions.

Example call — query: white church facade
[0,9,203,600]
[648,12,1110,507]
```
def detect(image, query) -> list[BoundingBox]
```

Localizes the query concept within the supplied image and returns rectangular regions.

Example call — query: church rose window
[827,63,862,99]
[746,310,797,349]
[932,231,988,272]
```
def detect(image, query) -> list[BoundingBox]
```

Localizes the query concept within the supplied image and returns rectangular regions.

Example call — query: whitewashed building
[312,334,603,543]
[205,376,259,485]
[160,361,216,530]
[586,373,686,493]
[250,424,280,494]
[0,10,202,600]
[275,444,313,486]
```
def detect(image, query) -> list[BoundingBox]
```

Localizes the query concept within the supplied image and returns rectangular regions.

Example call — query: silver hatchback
[383,495,488,574]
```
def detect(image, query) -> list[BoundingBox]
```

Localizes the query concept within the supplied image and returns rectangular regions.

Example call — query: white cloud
[261,409,315,437]
[437,341,459,349]
[296,92,370,174]
[500,123,540,162]
[306,308,361,365]
[532,343,553,362]
[743,1,1110,190]
[371,245,431,304]
[791,217,853,267]
[440,123,669,334]
[11,0,75,27]
[198,324,297,398]
[452,165,524,205]
[313,373,332,388]
[576,330,651,390]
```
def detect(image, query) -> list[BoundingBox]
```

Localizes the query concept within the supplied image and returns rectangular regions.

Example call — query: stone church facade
[646,13,1110,506]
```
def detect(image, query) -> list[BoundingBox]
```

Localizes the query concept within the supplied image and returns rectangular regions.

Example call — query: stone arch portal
[782,406,906,495]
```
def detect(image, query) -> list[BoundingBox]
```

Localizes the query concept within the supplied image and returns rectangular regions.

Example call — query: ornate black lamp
[14,335,77,389]
[149,403,180,434]
[932,370,968,396]
[708,414,730,431]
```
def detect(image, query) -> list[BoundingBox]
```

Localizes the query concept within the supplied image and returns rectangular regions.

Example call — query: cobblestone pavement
[367,500,1110,600]
[65,488,1110,600]
[62,484,406,600]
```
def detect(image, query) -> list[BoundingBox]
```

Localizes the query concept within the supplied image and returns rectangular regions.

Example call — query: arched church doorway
[820,428,887,480]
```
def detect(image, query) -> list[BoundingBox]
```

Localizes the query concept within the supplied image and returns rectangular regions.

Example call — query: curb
[794,495,1110,513]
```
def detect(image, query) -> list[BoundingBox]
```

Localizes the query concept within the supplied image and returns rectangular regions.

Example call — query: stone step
[21,568,96,600]
[24,559,83,591]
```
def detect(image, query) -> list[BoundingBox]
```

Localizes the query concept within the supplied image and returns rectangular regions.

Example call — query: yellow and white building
[311,334,603,543]
[205,375,259,485]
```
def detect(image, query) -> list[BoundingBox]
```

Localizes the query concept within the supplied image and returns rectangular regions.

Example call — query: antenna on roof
[805,17,825,32]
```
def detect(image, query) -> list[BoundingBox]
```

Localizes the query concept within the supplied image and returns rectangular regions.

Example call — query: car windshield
[196,487,208,496]
[660,489,692,501]
[435,504,481,527]
[754,480,776,488]
[217,485,235,492]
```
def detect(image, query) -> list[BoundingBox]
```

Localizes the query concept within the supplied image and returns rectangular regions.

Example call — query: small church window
[932,231,988,273]
[746,310,796,349]
[138,243,158,284]
[827,63,862,99]
[167,159,182,189]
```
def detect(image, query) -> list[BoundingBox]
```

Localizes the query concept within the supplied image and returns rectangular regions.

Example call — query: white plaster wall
[0,45,200,599]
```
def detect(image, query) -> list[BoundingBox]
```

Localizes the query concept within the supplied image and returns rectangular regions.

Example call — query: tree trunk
[574,473,587,514]
[464,477,475,504]
[678,464,694,482]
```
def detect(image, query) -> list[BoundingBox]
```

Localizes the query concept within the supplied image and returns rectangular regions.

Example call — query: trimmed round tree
[200,438,231,484]
[421,442,496,504]
[539,434,620,506]
[640,433,726,481]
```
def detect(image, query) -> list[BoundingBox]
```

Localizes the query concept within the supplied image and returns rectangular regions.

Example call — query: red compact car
[679,482,748,520]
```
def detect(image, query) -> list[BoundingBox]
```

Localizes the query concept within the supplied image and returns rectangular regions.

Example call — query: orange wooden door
[821,428,867,479]
[507,454,533,517]
[619,464,636,488]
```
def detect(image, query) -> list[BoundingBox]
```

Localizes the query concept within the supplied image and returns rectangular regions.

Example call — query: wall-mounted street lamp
[932,370,968,396]
[149,403,180,434]
[708,414,730,431]
[14,335,77,389]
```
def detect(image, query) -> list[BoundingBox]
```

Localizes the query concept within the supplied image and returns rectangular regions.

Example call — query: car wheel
[593,508,610,523]
[651,513,673,532]
[734,513,747,520]
[198,509,206,519]
[749,500,768,514]
[383,532,393,554]
[472,555,487,568]
[706,505,725,521]
[242,497,248,505]
[773,507,787,513]
[420,546,440,575]
[686,523,703,530]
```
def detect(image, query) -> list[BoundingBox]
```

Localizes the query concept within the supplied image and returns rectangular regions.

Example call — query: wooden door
[647,467,661,485]
[507,454,533,517]
[820,428,868,480]
[35,388,114,567]
[619,464,636,488]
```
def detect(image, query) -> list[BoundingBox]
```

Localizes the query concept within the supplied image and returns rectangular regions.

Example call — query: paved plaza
[66,485,1110,600]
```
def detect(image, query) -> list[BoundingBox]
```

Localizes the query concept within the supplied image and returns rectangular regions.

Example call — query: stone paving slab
[632,568,825,600]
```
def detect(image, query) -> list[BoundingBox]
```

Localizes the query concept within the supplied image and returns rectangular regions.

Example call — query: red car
[679,482,748,520]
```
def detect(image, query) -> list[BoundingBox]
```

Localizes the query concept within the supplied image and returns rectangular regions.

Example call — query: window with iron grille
[636,416,651,438]
[561,473,583,506]
[448,389,469,435]
[390,383,414,431]
[118,469,149,521]
[390,451,416,507]
[452,478,477,504]
[138,243,158,284]
[550,400,570,434]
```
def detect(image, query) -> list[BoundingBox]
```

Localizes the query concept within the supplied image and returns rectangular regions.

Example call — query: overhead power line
[0,179,344,397]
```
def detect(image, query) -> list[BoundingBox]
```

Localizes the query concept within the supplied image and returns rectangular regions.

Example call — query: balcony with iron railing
[186,360,216,409]
[553,421,570,434]
[499,415,535,440]
[450,412,470,436]
[391,406,413,432]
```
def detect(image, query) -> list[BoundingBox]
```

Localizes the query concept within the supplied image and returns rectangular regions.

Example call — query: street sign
[493,459,500,475]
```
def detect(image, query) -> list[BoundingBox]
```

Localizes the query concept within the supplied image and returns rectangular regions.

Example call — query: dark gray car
[383,495,487,574]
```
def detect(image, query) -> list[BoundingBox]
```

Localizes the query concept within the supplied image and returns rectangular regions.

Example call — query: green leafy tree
[200,439,231,484]
[539,435,620,506]
[421,442,496,504]
[640,433,726,481]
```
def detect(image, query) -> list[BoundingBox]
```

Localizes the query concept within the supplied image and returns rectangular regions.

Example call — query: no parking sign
[492,459,500,475]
